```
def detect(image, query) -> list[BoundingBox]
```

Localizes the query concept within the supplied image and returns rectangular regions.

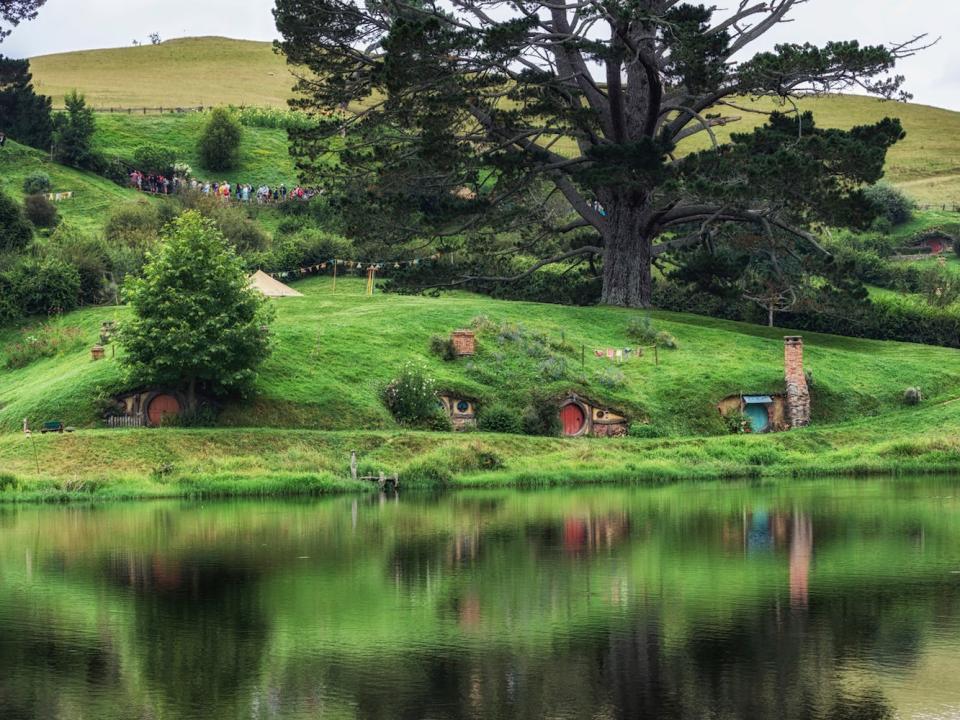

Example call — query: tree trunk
[186,377,197,412]
[600,199,653,308]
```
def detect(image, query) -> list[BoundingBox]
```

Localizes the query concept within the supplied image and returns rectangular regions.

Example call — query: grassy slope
[92,113,298,187]
[2,277,960,497]
[30,37,293,109]
[28,37,960,202]
[0,139,149,233]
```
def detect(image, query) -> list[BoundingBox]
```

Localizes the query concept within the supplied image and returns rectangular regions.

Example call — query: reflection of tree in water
[110,552,269,720]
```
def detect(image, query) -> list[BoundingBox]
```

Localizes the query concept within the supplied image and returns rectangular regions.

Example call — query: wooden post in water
[350,451,358,481]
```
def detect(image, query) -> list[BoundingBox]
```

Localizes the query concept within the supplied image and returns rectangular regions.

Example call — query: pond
[1,479,959,719]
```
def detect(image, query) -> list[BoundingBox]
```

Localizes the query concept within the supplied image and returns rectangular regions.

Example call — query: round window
[456,400,470,413]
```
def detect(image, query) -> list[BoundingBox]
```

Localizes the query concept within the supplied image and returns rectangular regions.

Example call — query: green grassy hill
[30,37,293,109]
[26,37,960,203]
[2,277,960,497]
[0,139,149,233]
[92,113,299,187]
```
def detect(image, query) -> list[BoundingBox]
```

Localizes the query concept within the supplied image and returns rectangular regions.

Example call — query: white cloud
[3,0,957,109]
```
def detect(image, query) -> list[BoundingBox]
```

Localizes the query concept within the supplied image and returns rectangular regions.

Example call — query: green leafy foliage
[3,257,81,316]
[118,211,273,403]
[0,56,52,149]
[864,182,915,226]
[197,107,242,172]
[0,187,32,252]
[522,393,561,437]
[52,90,97,169]
[23,193,58,228]
[22,172,51,195]
[382,362,442,427]
[477,404,523,434]
[133,144,177,176]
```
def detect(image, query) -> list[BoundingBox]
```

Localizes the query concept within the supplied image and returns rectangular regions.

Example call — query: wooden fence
[52,105,207,115]
[107,415,145,429]
[916,204,960,213]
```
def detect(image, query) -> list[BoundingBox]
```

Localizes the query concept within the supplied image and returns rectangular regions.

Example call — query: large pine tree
[275,0,925,307]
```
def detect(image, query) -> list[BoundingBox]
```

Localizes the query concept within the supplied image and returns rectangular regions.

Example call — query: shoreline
[2,422,959,503]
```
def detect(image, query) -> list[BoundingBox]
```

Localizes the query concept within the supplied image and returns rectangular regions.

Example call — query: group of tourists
[128,171,318,204]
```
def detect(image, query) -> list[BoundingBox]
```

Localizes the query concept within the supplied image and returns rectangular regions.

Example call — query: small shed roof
[249,270,304,298]
[743,395,774,405]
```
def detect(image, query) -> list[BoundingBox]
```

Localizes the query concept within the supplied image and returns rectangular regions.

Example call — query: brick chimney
[784,336,810,428]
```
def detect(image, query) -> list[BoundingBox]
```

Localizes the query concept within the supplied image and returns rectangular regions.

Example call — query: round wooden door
[560,403,587,436]
[147,394,181,427]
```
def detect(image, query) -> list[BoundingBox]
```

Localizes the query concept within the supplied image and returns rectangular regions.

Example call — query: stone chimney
[784,336,810,428]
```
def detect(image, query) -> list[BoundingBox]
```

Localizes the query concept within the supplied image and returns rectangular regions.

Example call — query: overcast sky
[4,0,958,110]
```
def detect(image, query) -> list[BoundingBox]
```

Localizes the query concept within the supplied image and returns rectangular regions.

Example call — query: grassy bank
[1,396,960,501]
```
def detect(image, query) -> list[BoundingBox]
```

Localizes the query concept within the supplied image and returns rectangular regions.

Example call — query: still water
[1,479,959,719]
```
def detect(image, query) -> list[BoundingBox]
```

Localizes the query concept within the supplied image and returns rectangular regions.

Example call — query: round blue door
[745,404,770,433]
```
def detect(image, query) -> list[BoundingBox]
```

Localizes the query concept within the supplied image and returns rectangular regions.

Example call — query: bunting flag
[265,252,445,281]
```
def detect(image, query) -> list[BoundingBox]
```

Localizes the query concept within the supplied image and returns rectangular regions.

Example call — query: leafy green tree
[118,211,273,408]
[0,56,52,148]
[198,108,242,172]
[133,144,177,176]
[0,0,46,41]
[0,185,31,252]
[52,90,96,168]
[276,0,923,307]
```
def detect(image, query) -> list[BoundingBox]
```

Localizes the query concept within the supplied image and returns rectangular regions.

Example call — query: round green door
[745,404,770,433]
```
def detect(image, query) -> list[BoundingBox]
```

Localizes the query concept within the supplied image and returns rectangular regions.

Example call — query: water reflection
[0,480,958,719]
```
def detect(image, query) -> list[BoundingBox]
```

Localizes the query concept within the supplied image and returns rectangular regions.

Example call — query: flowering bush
[5,324,84,369]
[383,362,442,426]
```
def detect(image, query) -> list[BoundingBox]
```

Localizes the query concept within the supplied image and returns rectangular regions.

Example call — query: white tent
[248,270,304,298]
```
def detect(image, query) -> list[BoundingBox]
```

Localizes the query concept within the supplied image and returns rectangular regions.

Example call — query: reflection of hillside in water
[0,481,957,719]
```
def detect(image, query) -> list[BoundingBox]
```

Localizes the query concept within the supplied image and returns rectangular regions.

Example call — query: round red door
[560,403,586,436]
[147,394,181,427]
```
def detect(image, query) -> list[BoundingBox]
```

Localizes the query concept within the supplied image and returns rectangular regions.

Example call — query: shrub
[382,362,441,426]
[4,323,84,369]
[538,355,568,381]
[723,409,750,434]
[628,423,663,439]
[477,404,523,434]
[522,394,561,437]
[133,144,177,176]
[22,172,51,195]
[654,330,679,349]
[179,192,269,254]
[198,107,242,171]
[23,193,59,228]
[429,334,457,361]
[594,366,626,389]
[0,188,32,252]
[173,162,193,178]
[104,201,168,241]
[904,387,923,406]
[5,257,82,315]
[46,224,110,305]
[626,315,657,344]
[864,183,915,227]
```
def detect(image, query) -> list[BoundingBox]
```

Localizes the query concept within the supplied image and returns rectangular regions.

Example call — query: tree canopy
[52,90,96,169]
[118,211,274,407]
[0,0,45,41]
[275,0,926,307]
[0,55,52,149]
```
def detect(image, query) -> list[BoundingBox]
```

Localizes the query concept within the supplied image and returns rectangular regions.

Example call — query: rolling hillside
[2,278,960,496]
[28,37,960,202]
